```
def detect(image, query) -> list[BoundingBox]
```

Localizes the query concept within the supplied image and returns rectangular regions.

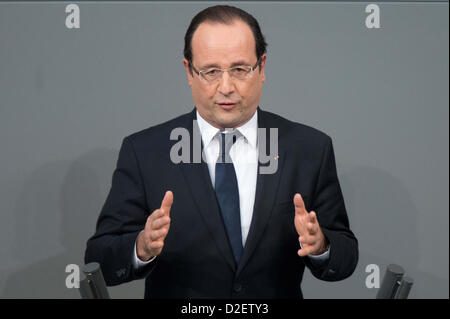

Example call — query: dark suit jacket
[84,108,358,299]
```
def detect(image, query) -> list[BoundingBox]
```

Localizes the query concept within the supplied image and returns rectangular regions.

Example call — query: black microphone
[78,262,110,299]
[376,264,404,299]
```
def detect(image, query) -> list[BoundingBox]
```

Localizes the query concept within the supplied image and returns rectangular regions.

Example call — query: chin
[215,114,240,129]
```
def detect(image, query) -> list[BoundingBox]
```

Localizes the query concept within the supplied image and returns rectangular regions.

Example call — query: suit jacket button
[328,269,335,274]
[233,283,242,293]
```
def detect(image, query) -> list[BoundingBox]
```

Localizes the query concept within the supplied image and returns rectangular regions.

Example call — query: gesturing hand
[136,190,173,261]
[294,193,328,257]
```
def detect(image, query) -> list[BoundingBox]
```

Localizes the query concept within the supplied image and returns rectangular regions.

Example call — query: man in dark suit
[85,5,358,299]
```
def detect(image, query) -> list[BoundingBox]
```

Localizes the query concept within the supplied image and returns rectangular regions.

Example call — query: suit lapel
[236,108,287,277]
[178,110,236,272]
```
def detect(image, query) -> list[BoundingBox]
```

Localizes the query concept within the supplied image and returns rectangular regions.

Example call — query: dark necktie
[215,131,243,265]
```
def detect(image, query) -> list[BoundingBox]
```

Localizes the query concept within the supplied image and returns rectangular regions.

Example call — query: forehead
[191,20,256,67]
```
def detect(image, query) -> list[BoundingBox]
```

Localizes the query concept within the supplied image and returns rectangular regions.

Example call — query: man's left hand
[293,193,328,257]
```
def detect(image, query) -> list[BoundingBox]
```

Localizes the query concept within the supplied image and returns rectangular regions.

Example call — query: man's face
[183,20,266,129]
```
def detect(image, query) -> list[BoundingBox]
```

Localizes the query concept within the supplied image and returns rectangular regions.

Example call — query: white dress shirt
[133,110,329,269]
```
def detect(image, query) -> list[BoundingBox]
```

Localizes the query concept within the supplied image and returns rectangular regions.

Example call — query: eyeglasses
[190,57,262,83]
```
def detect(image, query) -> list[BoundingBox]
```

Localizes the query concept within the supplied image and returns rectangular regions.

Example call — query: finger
[146,209,162,230]
[150,227,169,241]
[145,209,159,232]
[151,215,171,230]
[149,240,164,249]
[150,209,163,220]
[299,235,316,246]
[293,193,307,216]
[307,222,318,235]
[160,190,174,216]
[309,211,318,224]
[297,247,313,257]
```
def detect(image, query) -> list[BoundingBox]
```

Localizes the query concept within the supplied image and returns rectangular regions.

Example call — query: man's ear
[183,58,193,87]
[259,54,267,83]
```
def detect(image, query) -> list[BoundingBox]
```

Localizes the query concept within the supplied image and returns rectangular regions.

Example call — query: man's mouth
[217,102,237,110]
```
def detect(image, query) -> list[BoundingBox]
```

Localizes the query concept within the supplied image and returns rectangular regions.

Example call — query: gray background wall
[0,1,448,298]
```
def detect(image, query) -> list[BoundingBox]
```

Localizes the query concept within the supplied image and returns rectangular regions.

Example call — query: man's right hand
[136,190,173,261]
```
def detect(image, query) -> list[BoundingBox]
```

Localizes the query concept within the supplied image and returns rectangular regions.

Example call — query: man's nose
[217,71,235,95]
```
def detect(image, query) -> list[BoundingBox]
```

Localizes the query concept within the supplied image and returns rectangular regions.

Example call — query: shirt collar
[196,109,258,149]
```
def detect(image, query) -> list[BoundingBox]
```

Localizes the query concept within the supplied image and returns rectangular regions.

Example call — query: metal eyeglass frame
[190,57,262,83]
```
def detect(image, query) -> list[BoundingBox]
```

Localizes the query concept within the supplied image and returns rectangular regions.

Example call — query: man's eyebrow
[199,60,253,69]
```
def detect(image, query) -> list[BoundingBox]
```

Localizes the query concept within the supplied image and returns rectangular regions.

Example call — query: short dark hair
[184,5,267,69]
